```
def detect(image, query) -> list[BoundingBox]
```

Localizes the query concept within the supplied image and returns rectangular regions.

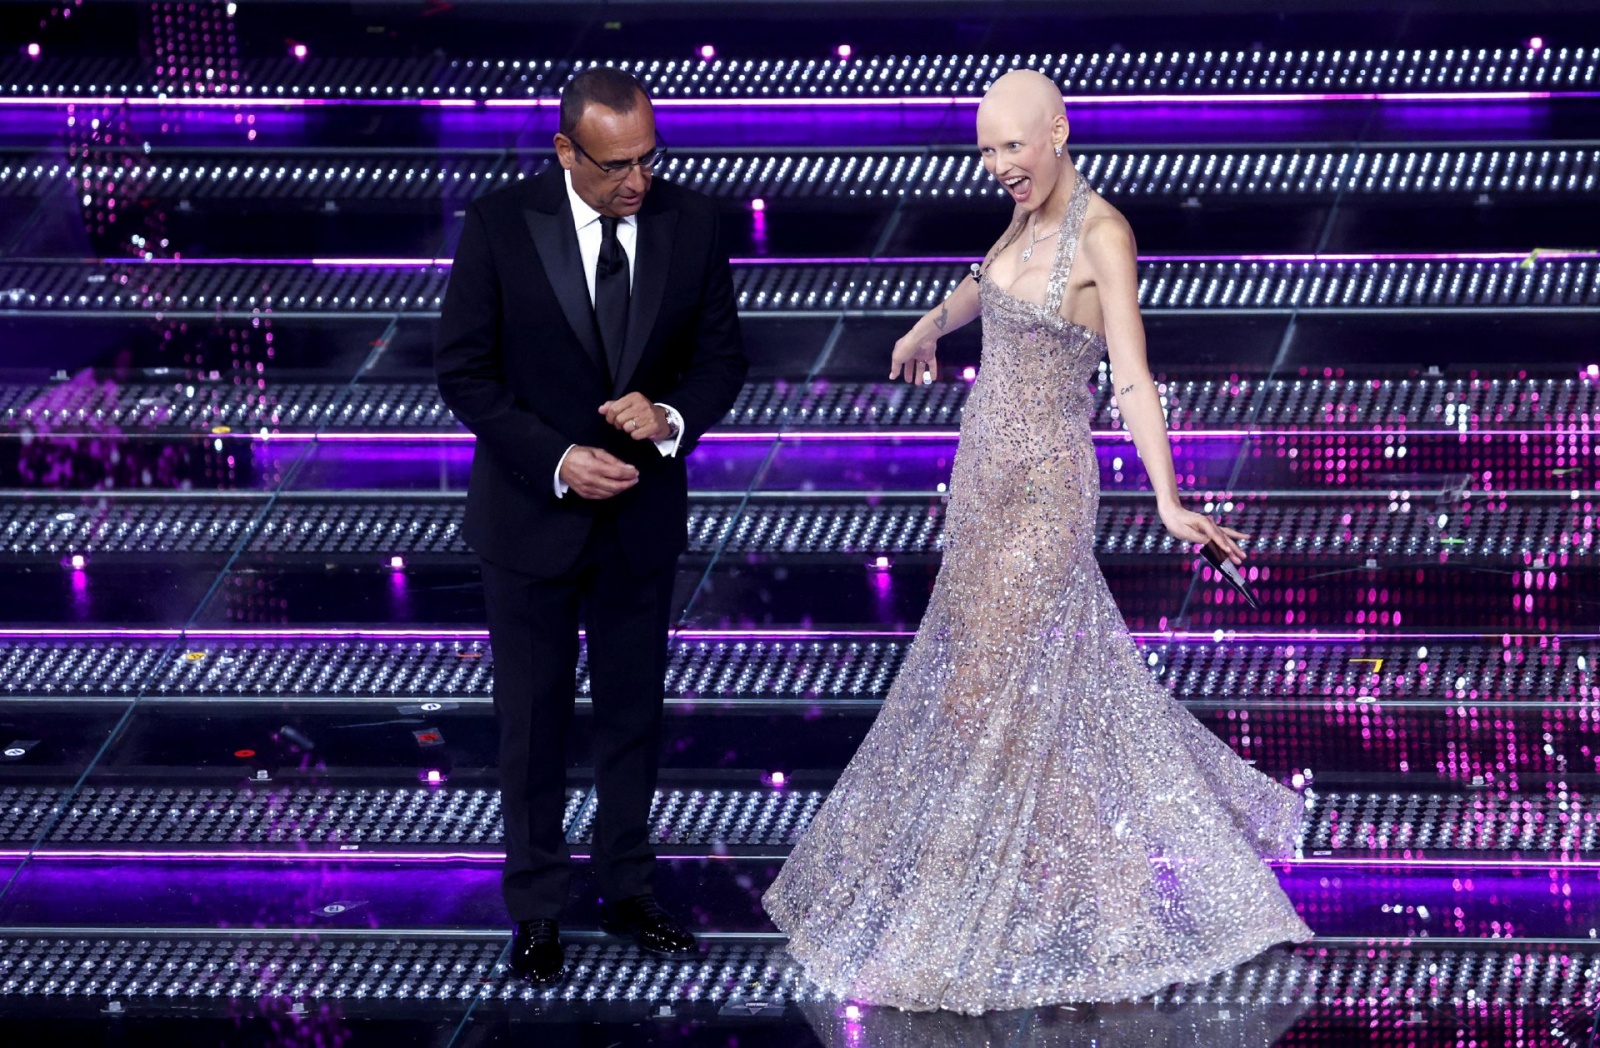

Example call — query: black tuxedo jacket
[435,169,747,577]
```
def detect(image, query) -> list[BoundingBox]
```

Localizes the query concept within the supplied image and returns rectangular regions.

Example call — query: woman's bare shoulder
[1081,195,1137,261]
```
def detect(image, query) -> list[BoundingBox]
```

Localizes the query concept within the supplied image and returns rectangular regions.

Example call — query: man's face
[556,95,658,218]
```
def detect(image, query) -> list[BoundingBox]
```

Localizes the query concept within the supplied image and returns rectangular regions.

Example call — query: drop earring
[1054,144,1063,158]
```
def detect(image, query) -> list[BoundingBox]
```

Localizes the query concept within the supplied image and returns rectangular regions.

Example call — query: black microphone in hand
[1201,539,1261,609]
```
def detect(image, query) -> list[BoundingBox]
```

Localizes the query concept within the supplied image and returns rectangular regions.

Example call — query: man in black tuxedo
[435,67,746,984]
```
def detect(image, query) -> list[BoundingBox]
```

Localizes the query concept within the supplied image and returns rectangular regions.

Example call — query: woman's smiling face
[977,115,1054,210]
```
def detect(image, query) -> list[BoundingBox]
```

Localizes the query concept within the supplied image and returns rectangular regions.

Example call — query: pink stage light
[5,845,1589,871]
[25,43,40,58]
[389,555,406,570]
[3,88,1595,110]
[962,366,977,381]
[837,45,853,59]
[750,198,766,212]
[698,44,716,60]
[1529,36,1545,51]
[68,554,85,570]
[291,43,308,60]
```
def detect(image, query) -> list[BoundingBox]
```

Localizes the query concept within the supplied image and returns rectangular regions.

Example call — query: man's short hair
[559,67,648,138]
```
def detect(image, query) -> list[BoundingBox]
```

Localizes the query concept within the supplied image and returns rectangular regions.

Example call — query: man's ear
[553,134,576,171]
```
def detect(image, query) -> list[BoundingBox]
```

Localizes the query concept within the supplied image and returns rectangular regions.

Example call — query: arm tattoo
[933,302,950,331]
[1118,382,1138,395]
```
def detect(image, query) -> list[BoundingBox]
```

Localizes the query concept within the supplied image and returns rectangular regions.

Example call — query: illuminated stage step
[6,144,1597,204]
[3,633,1590,782]
[0,781,1593,860]
[3,254,1595,317]
[6,46,1597,102]
[4,373,1595,435]
[0,633,1580,706]
[0,491,1587,561]
[0,930,1589,1024]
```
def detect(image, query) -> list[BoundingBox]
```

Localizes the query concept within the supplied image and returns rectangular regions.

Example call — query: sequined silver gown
[763,177,1313,1014]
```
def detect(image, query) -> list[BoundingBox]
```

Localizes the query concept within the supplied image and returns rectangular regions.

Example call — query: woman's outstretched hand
[890,330,939,384]
[1158,503,1248,564]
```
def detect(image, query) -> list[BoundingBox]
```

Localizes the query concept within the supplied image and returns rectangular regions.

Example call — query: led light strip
[2,427,1595,443]
[74,250,1600,267]
[0,846,1591,871]
[0,90,1589,108]
[0,627,1591,642]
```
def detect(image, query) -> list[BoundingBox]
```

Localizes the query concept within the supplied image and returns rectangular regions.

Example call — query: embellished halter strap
[1042,175,1092,319]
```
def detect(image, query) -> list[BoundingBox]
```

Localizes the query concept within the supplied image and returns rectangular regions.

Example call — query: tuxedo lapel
[613,201,677,397]
[522,176,608,383]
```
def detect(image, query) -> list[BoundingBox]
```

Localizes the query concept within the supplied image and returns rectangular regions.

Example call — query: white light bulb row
[8,47,1600,99]
[3,260,1595,315]
[9,148,1593,203]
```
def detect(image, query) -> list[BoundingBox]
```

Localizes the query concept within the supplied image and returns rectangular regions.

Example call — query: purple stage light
[0,847,746,864]
[872,556,891,570]
[837,45,854,59]
[389,555,406,570]
[768,771,788,788]
[1,89,1589,111]
[1529,36,1546,51]
[844,1004,863,1020]
[235,423,1600,447]
[68,554,85,570]
[6,626,1599,644]
[698,44,716,60]
[3,846,1596,872]
[25,43,40,59]
[91,248,1600,268]
[751,203,769,253]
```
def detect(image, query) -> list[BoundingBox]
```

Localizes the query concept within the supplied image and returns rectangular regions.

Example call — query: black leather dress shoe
[599,895,699,957]
[510,918,567,984]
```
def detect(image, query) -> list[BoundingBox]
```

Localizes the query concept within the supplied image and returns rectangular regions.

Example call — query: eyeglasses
[568,134,668,179]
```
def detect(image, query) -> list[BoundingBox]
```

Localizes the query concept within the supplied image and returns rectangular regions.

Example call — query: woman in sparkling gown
[762,70,1313,1014]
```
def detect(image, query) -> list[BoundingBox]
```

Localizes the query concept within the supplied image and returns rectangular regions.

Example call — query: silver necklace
[1019,215,1060,263]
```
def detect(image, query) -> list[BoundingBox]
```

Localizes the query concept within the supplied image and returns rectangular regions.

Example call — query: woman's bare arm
[889,211,1024,383]
[1084,215,1250,563]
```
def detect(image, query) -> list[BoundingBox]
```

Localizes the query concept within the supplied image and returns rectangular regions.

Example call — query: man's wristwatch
[662,410,681,441]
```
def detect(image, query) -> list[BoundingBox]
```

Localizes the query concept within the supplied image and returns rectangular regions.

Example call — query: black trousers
[479,518,676,921]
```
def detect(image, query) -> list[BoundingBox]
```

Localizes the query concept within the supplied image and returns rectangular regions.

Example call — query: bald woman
[763,70,1312,1013]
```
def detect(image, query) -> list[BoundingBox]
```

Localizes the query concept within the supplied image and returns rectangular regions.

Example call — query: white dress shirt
[554,169,683,497]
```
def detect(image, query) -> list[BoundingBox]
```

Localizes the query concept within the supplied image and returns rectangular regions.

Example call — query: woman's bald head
[977,69,1066,130]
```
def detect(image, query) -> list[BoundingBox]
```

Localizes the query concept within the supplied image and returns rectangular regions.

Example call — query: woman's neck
[1032,163,1078,230]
